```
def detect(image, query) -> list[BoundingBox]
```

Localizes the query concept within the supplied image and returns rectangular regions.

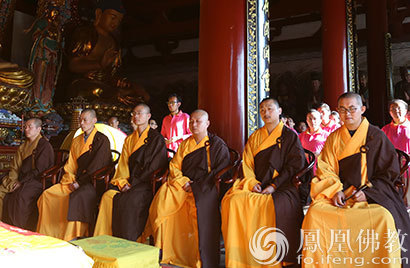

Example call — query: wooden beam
[123,0,199,14]
[122,19,199,45]
[270,13,321,26]
[269,22,410,53]
[133,51,198,66]
[270,0,321,19]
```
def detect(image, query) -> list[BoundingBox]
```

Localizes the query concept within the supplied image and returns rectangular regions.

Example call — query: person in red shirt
[299,109,329,157]
[382,99,410,154]
[317,102,340,134]
[161,94,191,153]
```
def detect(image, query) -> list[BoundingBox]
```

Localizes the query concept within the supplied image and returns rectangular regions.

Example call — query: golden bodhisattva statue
[66,0,149,106]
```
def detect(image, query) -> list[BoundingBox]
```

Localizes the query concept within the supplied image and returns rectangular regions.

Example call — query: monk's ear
[278,107,282,115]
[94,8,102,25]
[147,113,151,120]
[360,105,366,114]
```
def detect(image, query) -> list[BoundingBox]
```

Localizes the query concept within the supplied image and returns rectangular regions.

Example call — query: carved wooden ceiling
[14,0,410,56]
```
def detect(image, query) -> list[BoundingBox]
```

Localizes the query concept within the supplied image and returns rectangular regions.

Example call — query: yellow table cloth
[0,221,93,268]
[71,235,160,268]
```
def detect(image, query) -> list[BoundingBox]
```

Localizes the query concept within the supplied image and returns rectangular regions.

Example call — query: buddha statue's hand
[117,95,137,106]
[100,47,118,69]
[116,77,131,88]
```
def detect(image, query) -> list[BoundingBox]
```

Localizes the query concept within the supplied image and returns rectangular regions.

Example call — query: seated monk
[301,93,410,267]
[147,109,230,268]
[1,118,54,230]
[36,109,112,241]
[65,0,149,105]
[93,103,168,240]
[221,97,306,267]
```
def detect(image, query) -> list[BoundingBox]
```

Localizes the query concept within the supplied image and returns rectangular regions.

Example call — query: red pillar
[198,0,246,153]
[366,0,388,127]
[322,0,348,109]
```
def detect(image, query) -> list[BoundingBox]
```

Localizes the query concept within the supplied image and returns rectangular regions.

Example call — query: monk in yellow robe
[301,92,410,267]
[1,118,54,231]
[37,109,112,241]
[221,98,306,268]
[147,109,230,268]
[94,103,168,241]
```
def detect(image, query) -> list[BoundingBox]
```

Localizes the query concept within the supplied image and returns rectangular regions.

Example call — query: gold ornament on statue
[0,68,34,88]
[0,86,6,96]
[1,95,10,104]
[8,88,18,97]
[92,88,103,97]
[9,97,19,106]
[0,62,34,112]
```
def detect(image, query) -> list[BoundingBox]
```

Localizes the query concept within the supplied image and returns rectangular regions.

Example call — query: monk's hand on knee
[332,191,346,207]
[353,190,366,202]
[121,184,130,192]
[68,182,79,192]
[11,181,21,192]
[261,185,275,194]
[183,181,193,193]
[252,183,262,193]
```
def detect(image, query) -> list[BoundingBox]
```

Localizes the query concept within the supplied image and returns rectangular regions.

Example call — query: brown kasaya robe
[302,118,410,267]
[110,128,168,241]
[37,128,111,241]
[222,122,306,267]
[2,136,54,230]
[148,133,230,268]
[338,123,410,261]
[253,127,306,262]
[67,131,112,224]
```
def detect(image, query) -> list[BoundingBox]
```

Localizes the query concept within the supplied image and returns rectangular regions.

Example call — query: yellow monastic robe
[302,118,400,268]
[221,123,284,268]
[147,135,211,268]
[37,128,98,241]
[93,127,149,237]
[0,134,42,218]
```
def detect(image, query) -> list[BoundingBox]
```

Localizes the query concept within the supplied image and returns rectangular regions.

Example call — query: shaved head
[191,109,209,121]
[189,109,210,138]
[81,109,97,119]
[337,92,363,107]
[260,97,279,108]
[27,118,42,128]
[134,103,151,114]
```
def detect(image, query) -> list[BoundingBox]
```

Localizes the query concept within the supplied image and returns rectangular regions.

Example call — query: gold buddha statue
[65,0,149,106]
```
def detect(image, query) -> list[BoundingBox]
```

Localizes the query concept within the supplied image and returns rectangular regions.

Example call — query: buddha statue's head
[94,0,125,34]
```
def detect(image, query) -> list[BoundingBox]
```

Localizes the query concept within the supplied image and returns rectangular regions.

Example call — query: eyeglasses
[130,112,147,117]
[337,106,359,114]
[166,101,179,105]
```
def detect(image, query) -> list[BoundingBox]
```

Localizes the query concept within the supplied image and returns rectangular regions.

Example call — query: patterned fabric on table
[71,235,160,268]
[0,221,93,268]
